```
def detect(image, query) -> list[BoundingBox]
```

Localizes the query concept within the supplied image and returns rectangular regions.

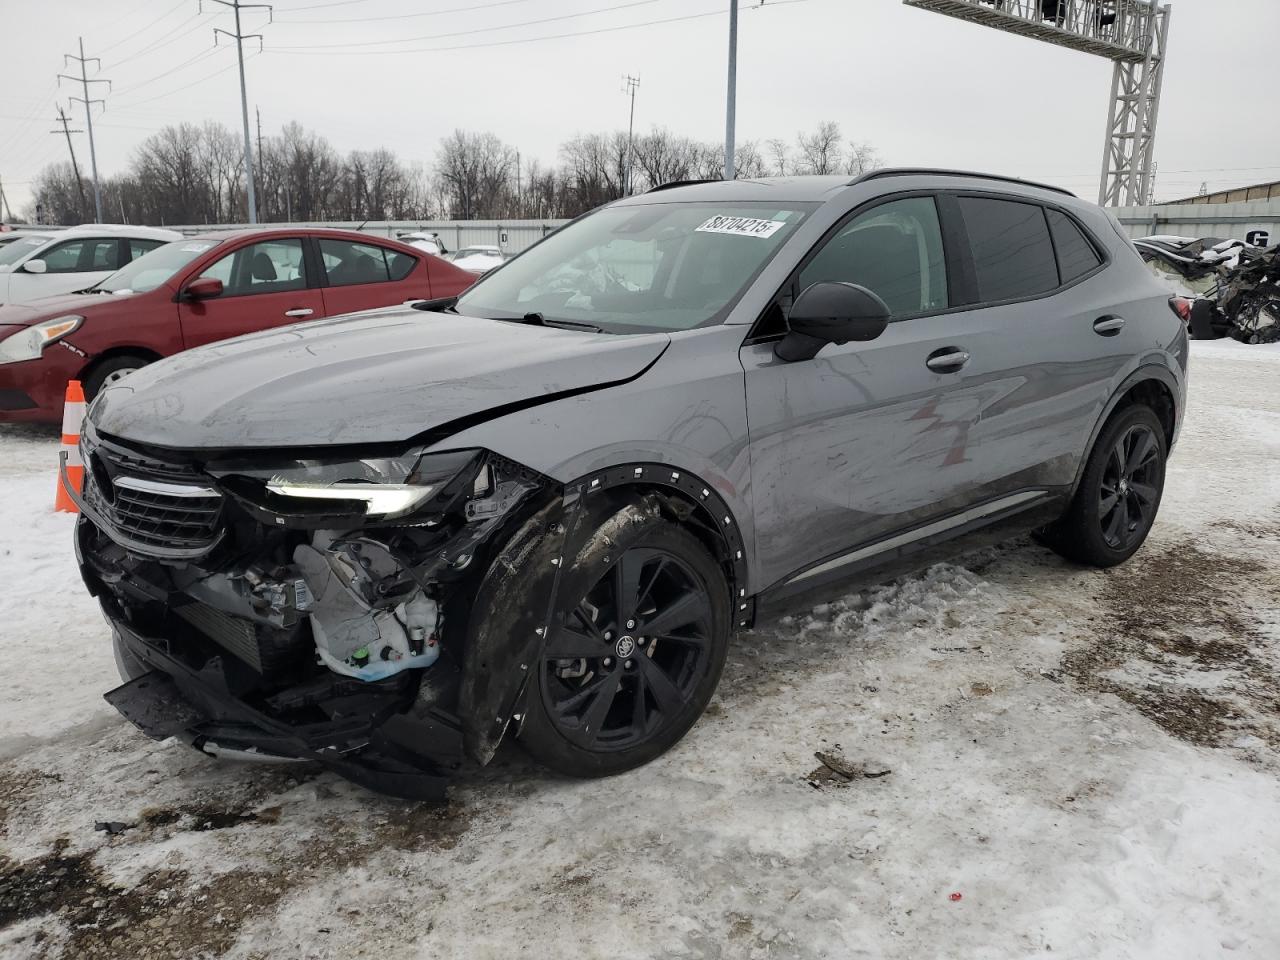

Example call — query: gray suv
[70,170,1186,797]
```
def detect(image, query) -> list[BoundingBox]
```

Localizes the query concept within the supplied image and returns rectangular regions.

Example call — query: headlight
[0,315,83,365]
[217,449,482,523]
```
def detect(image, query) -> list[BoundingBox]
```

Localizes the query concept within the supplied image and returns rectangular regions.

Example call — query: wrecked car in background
[69,169,1186,798]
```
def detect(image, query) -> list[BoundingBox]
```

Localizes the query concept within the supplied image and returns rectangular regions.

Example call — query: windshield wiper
[514,312,603,333]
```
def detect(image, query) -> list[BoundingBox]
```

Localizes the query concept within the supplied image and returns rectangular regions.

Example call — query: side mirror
[774,281,890,362]
[21,259,47,274]
[183,277,224,300]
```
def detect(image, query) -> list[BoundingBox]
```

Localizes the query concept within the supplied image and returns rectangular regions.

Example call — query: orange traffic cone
[54,380,86,513]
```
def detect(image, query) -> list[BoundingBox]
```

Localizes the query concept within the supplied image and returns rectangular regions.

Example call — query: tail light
[1169,296,1192,323]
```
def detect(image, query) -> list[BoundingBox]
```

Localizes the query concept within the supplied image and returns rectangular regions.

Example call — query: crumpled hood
[91,307,670,449]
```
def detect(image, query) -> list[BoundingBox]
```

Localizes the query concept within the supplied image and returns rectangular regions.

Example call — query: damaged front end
[70,419,566,799]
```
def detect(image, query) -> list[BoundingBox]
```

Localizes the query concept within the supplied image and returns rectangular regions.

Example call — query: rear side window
[958,197,1058,302]
[1046,209,1102,283]
[128,238,165,262]
[319,239,414,286]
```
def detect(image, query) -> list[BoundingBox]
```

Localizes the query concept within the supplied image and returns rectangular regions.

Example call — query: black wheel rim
[1098,424,1160,550]
[541,547,714,752]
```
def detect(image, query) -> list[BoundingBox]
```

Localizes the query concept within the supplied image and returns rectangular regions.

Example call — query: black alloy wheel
[1039,403,1167,568]
[1097,423,1161,551]
[542,547,713,751]
[520,519,730,777]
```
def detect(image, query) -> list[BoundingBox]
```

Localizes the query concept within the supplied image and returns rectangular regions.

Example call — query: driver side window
[798,196,949,319]
[197,238,306,297]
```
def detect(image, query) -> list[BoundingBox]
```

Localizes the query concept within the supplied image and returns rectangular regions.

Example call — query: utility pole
[209,0,271,224]
[724,0,738,180]
[514,148,521,217]
[59,38,109,223]
[621,74,640,194]
[51,107,89,223]
[0,177,13,223]
[255,105,265,220]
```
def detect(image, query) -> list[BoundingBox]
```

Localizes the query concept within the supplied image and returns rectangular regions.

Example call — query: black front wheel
[520,515,730,778]
[1042,404,1167,567]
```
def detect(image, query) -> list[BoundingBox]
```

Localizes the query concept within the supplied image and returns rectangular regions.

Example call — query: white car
[450,245,506,274]
[0,224,181,305]
[397,231,449,257]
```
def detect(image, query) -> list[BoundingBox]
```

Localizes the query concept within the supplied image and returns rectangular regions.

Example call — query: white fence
[1113,200,1280,245]
[164,219,570,255]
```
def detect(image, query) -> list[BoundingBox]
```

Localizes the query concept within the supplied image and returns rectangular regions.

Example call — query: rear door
[314,237,430,316]
[176,236,324,349]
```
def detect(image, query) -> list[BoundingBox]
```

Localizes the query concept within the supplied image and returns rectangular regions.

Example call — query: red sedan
[0,228,476,423]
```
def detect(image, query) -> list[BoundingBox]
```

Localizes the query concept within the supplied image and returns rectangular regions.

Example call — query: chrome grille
[83,438,224,559]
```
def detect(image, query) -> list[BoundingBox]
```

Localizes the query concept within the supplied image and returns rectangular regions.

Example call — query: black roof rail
[645,179,722,194]
[850,167,1076,198]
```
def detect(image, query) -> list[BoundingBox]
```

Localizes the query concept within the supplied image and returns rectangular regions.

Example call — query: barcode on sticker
[695,216,786,239]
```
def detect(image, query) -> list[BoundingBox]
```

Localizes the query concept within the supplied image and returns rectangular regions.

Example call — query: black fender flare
[457,462,752,765]
[1067,363,1181,501]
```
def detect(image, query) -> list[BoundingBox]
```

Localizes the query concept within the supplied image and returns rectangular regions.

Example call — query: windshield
[0,234,51,267]
[94,238,222,294]
[457,248,498,258]
[456,201,813,333]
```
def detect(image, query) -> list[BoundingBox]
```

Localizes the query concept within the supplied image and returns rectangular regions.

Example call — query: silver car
[72,169,1186,797]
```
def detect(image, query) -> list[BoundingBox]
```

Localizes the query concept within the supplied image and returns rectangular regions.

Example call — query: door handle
[284,308,314,318]
[1093,315,1125,336]
[926,348,970,373]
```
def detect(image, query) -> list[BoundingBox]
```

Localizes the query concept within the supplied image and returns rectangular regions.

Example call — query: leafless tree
[796,120,844,176]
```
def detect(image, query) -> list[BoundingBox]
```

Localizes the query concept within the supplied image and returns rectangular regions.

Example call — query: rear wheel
[519,517,730,778]
[84,354,151,399]
[1041,405,1167,567]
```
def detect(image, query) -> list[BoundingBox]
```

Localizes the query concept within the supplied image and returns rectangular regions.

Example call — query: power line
[272,0,662,50]
[275,0,537,25]
[96,0,188,56]
[109,49,244,110]
[59,38,110,223]
[268,0,810,58]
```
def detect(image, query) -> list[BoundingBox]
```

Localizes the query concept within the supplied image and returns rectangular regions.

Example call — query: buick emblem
[614,635,637,659]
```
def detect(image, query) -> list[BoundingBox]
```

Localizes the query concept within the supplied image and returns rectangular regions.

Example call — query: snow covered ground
[1,341,1278,960]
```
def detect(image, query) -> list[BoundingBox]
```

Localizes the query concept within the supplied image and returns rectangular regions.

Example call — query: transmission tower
[902,0,1171,207]
[206,0,272,224]
[58,37,110,223]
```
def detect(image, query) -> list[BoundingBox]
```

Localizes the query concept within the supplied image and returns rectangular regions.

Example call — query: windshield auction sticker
[695,216,787,239]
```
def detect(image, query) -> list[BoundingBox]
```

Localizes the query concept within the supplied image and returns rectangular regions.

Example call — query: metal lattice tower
[902,0,1171,206]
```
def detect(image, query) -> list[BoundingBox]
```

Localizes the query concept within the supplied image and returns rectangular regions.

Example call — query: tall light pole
[209,0,271,224]
[724,0,738,180]
[59,38,109,223]
[622,74,640,194]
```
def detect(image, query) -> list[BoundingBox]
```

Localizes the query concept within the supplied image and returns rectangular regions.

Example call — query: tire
[519,512,731,778]
[83,354,151,400]
[1041,404,1167,567]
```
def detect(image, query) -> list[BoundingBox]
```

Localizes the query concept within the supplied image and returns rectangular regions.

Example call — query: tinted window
[128,238,165,262]
[319,239,394,287]
[799,196,948,317]
[387,249,416,281]
[41,237,120,273]
[1047,209,1102,283]
[958,197,1058,302]
[198,238,306,296]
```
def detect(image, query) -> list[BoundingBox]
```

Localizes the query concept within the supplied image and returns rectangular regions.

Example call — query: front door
[741,193,1079,590]
[177,236,325,349]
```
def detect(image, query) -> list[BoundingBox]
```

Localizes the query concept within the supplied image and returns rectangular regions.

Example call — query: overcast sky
[3,0,1277,217]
